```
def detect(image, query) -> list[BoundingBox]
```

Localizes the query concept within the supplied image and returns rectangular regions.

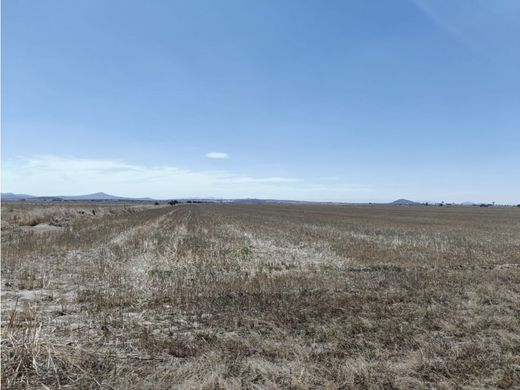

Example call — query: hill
[60,192,128,201]
[391,198,419,205]
[1,192,36,200]
[1,192,153,202]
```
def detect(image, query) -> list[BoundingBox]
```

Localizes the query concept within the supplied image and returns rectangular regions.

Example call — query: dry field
[1,202,520,389]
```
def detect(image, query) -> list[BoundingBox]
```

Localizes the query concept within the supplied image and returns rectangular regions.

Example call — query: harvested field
[1,202,520,388]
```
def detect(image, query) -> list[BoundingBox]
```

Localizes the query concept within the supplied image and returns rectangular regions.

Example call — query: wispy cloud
[206,152,229,159]
[1,155,370,201]
[410,0,482,55]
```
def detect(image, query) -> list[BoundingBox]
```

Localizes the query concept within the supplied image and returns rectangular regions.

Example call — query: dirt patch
[20,223,65,234]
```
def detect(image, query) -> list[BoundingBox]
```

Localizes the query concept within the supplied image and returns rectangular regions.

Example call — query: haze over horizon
[3,1,519,203]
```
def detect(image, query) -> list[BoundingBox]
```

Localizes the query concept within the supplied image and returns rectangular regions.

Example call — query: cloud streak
[2,155,370,201]
[410,0,482,55]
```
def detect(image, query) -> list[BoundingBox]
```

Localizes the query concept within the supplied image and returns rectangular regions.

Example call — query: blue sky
[2,0,519,202]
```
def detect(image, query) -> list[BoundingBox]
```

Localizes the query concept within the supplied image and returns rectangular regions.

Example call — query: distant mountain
[60,192,127,200]
[1,192,153,201]
[1,192,36,200]
[59,192,154,201]
[391,198,419,205]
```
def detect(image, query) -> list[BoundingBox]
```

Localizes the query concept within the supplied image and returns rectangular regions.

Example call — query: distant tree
[168,200,179,206]
[154,202,160,206]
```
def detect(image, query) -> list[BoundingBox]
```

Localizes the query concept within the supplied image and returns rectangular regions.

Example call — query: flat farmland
[1,202,520,389]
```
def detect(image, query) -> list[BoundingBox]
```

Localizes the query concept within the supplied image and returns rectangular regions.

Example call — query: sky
[2,0,519,203]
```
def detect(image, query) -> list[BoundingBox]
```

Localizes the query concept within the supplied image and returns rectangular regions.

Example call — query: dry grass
[2,202,520,388]
[1,202,153,229]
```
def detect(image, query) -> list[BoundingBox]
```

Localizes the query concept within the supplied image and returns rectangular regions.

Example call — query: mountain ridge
[1,193,495,206]
[1,192,152,201]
